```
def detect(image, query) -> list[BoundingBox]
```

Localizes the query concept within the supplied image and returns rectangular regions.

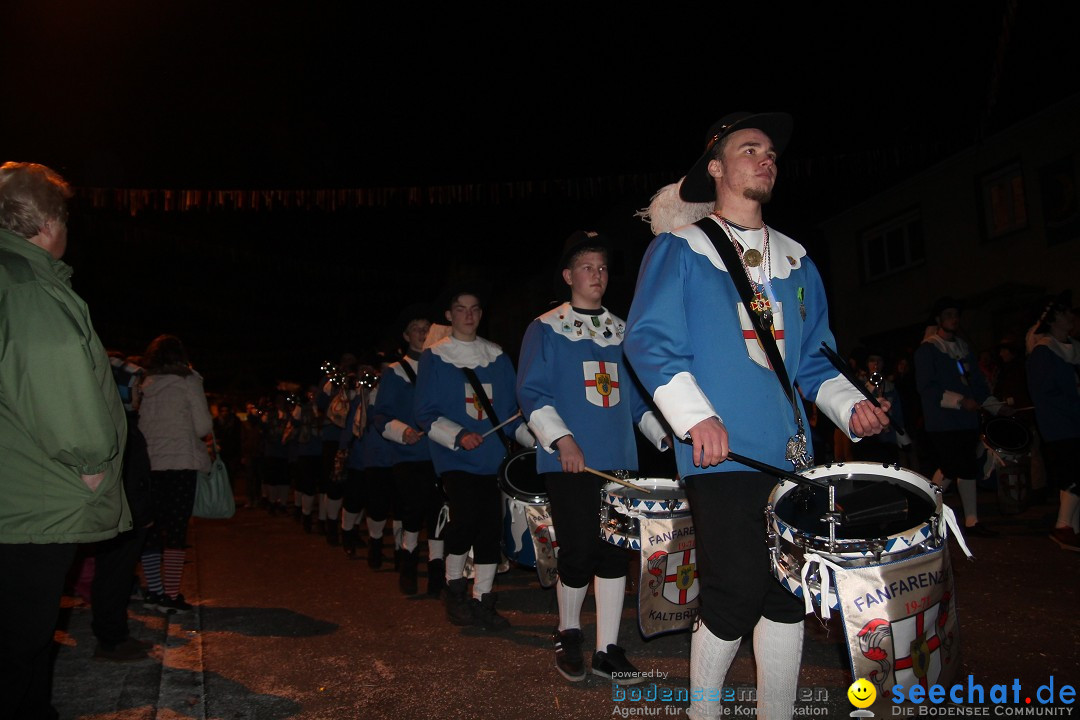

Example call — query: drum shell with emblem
[766,462,944,612]
[599,478,691,551]
[497,448,548,568]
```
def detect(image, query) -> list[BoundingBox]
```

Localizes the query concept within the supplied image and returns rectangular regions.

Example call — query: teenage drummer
[516,231,668,685]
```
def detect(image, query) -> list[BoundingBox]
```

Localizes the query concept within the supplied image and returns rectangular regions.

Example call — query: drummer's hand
[459,431,484,451]
[688,417,728,467]
[402,427,422,445]
[960,397,980,413]
[850,398,891,437]
[554,435,585,474]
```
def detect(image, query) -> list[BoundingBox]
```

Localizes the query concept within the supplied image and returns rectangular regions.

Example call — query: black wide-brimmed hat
[559,230,610,270]
[679,111,794,202]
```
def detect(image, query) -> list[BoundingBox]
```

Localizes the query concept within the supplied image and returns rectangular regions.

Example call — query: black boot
[393,548,404,571]
[293,505,302,522]
[302,513,313,534]
[325,522,340,547]
[316,519,326,536]
[444,578,473,626]
[342,527,358,558]
[426,558,445,597]
[471,592,510,631]
[399,549,419,595]
[367,535,384,570]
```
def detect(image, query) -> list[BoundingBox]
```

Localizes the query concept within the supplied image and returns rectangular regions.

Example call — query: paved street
[51,484,1079,719]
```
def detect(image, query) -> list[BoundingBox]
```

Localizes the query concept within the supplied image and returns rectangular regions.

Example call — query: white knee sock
[428,538,444,561]
[754,617,804,720]
[367,517,386,541]
[341,511,358,532]
[688,622,741,720]
[445,553,467,582]
[473,563,496,598]
[1057,490,1080,531]
[557,580,588,632]
[301,494,314,515]
[594,576,626,651]
[393,520,403,549]
[402,530,419,553]
[957,478,978,525]
[323,497,342,525]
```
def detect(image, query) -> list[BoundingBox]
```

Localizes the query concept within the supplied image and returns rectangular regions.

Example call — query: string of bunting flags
[75,142,949,217]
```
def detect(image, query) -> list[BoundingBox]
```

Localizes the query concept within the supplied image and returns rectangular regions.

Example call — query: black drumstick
[726,451,829,489]
[819,342,906,436]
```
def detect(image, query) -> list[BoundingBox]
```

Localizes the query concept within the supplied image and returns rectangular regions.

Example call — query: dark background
[3,1,1078,397]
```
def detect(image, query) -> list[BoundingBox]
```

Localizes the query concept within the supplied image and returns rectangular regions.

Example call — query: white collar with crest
[538,302,625,346]
[671,215,806,279]
[429,334,503,369]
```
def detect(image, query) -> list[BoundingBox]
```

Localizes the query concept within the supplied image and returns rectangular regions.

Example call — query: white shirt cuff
[653,372,720,440]
[429,417,463,450]
[526,406,572,454]
[638,411,669,451]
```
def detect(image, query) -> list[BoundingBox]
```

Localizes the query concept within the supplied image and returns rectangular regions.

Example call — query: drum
[982,415,1032,514]
[766,462,943,612]
[599,478,691,551]
[982,415,1030,462]
[498,448,547,568]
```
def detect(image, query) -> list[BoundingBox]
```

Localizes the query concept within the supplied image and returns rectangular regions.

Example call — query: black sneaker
[399,549,419,595]
[592,644,645,685]
[964,522,999,538]
[156,593,194,614]
[444,578,473,626]
[471,592,510,631]
[553,627,586,682]
[93,637,149,663]
[367,535,384,569]
[142,591,165,610]
[426,558,445,597]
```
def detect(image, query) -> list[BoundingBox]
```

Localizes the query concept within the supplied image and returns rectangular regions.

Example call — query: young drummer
[372,306,445,595]
[415,290,533,629]
[516,232,668,683]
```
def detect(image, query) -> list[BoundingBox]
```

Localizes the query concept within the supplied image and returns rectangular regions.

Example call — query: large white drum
[766,462,944,612]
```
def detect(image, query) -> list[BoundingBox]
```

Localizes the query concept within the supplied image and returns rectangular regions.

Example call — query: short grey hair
[0,162,72,238]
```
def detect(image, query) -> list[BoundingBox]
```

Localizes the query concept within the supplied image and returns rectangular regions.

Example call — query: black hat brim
[679,112,793,203]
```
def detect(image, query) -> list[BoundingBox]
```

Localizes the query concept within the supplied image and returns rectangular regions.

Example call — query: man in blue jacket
[624,114,891,720]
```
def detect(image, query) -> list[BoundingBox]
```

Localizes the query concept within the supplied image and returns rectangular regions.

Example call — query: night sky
[3,2,1078,395]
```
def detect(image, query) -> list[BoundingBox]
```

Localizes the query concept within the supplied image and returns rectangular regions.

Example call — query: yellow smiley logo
[847,678,877,708]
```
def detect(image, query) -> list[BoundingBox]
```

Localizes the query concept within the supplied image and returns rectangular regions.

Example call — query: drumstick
[819,342,907,435]
[583,467,651,493]
[481,410,523,438]
[727,452,829,489]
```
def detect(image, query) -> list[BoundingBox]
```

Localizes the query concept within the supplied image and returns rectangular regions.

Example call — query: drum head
[984,416,1030,454]
[498,448,547,502]
[774,470,936,540]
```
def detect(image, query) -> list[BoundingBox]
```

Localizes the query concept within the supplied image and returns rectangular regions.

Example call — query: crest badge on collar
[583,360,620,408]
[737,302,786,369]
[463,382,493,420]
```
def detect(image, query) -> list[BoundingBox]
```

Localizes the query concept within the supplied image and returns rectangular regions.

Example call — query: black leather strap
[399,357,418,384]
[694,217,797,404]
[462,367,511,451]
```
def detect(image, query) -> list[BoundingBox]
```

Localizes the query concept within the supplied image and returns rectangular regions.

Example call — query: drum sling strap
[694,217,812,470]
[399,357,417,384]
[462,367,512,454]
[694,218,909,525]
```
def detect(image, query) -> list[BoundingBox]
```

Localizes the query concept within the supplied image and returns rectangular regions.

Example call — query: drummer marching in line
[624,111,893,720]
[516,231,669,685]
[415,289,534,630]
[915,297,1013,538]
